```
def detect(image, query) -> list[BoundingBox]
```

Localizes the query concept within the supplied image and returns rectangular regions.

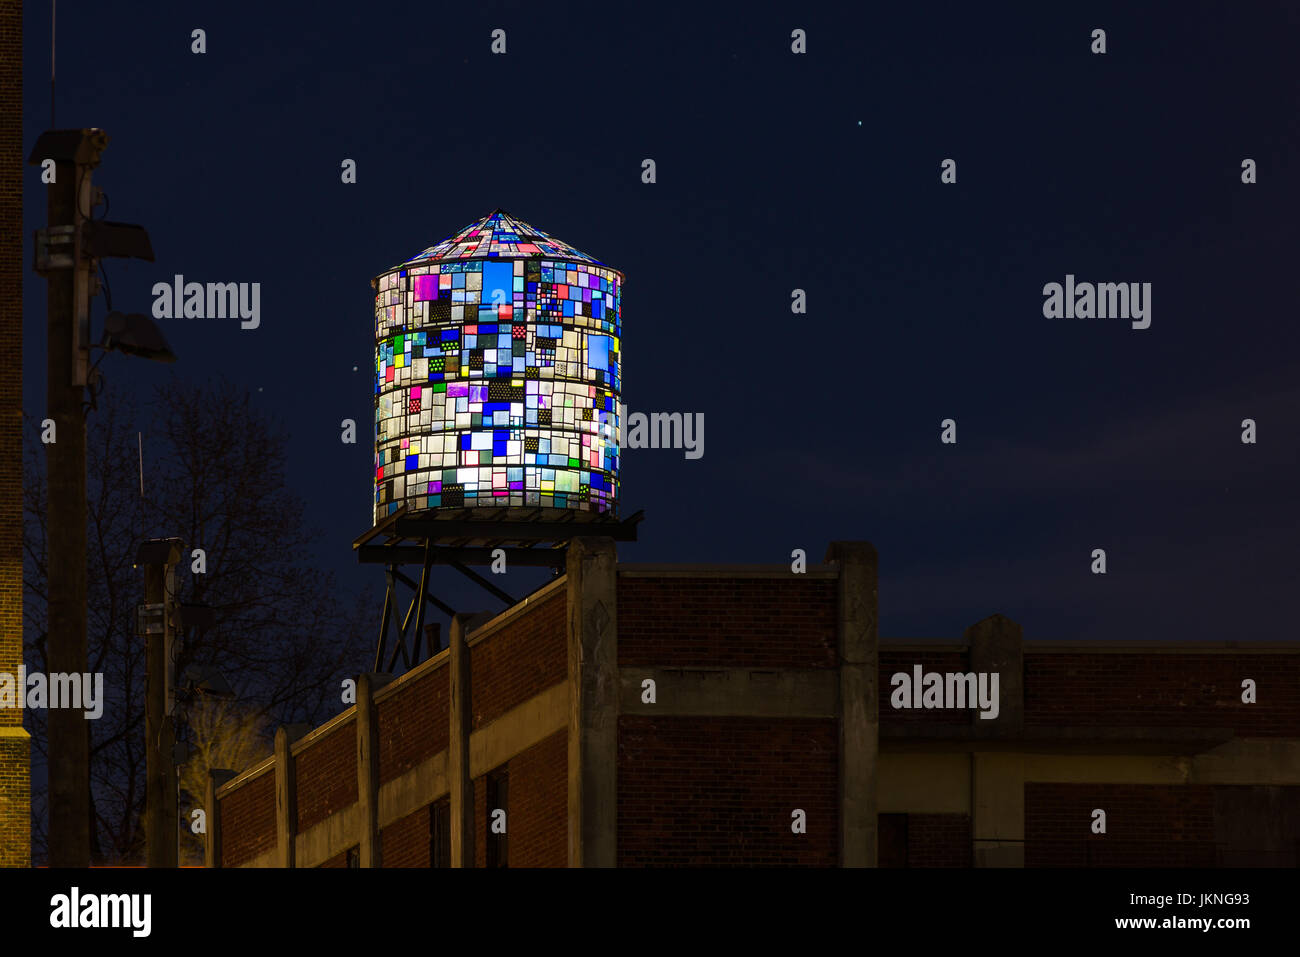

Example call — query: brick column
[826,541,879,867]
[0,0,29,868]
[448,614,475,867]
[566,536,618,867]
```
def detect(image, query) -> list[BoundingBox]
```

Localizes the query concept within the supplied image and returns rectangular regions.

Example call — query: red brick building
[208,540,1300,867]
[0,0,29,868]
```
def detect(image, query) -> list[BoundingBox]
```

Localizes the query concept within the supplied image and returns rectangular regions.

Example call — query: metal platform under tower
[353,505,642,673]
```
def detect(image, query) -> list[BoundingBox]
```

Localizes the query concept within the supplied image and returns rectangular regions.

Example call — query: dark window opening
[430,798,451,868]
[878,814,909,867]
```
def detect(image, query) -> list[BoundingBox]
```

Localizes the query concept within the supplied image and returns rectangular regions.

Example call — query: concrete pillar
[204,768,236,868]
[356,673,392,867]
[826,541,879,867]
[274,723,310,868]
[967,614,1023,737]
[972,753,1025,867]
[566,536,618,868]
[448,614,475,867]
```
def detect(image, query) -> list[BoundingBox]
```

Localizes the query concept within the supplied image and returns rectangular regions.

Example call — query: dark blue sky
[23,1,1300,643]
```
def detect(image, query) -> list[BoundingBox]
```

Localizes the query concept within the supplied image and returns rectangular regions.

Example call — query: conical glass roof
[398,208,615,270]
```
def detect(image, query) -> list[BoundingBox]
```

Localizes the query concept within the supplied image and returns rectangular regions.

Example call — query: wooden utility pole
[139,538,182,867]
[31,127,158,866]
[35,128,106,868]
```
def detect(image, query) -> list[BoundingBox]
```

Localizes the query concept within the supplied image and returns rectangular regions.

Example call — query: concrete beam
[471,681,569,777]
[296,803,363,869]
[618,668,837,717]
[877,753,970,814]
[1192,738,1300,785]
[567,536,619,868]
[290,680,573,868]
[616,564,839,579]
[826,541,878,868]
[239,848,278,869]
[881,725,1234,754]
[378,752,448,831]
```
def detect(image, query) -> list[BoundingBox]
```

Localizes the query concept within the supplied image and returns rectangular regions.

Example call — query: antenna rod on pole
[50,1,56,129]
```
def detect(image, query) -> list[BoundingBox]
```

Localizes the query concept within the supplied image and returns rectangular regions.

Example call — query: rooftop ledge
[880,724,1238,754]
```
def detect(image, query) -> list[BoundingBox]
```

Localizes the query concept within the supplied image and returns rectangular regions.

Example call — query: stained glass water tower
[371,209,623,519]
[357,211,640,673]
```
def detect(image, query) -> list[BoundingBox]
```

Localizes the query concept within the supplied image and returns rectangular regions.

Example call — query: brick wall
[378,664,449,784]
[381,806,429,868]
[907,814,971,867]
[220,770,276,867]
[1025,783,1217,867]
[502,730,566,867]
[474,774,486,868]
[618,576,838,668]
[295,723,357,833]
[1026,653,1300,735]
[0,0,27,867]
[617,716,838,866]
[879,650,970,726]
[470,593,565,730]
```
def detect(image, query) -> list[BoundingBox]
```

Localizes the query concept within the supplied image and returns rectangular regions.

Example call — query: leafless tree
[177,698,271,866]
[24,377,371,864]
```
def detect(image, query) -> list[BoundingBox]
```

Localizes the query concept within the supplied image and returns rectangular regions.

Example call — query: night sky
[22,1,1300,644]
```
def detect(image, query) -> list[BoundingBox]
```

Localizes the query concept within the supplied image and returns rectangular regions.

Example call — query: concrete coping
[215,577,568,799]
[881,641,971,652]
[373,646,449,705]
[882,639,1300,654]
[216,752,276,797]
[616,563,840,579]
[289,707,358,757]
[1024,641,1300,654]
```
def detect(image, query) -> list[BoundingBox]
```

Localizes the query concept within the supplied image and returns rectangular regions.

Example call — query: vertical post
[44,129,106,868]
[972,754,1025,867]
[967,614,1025,867]
[204,768,236,867]
[566,536,618,868]
[967,614,1024,737]
[143,538,182,868]
[274,725,310,868]
[448,614,475,867]
[827,541,879,867]
[356,673,389,867]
